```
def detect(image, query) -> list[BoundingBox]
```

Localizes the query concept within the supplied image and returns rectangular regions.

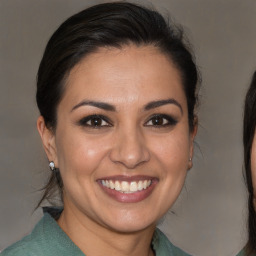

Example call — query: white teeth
[138,181,143,191]
[114,181,121,191]
[101,179,152,193]
[109,180,115,189]
[121,181,129,192]
[130,181,137,192]
[143,180,147,189]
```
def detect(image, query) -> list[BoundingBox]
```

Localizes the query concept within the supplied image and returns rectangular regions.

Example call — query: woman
[238,71,256,256]
[2,2,199,256]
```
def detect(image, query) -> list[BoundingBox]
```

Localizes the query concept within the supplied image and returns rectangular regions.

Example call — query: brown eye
[145,114,178,127]
[151,116,165,126]
[78,115,111,128]
[90,117,103,126]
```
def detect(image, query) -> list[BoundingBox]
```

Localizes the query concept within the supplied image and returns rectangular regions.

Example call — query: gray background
[1,0,256,255]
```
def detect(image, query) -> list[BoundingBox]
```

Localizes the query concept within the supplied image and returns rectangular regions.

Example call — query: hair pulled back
[36,1,200,206]
[243,71,256,255]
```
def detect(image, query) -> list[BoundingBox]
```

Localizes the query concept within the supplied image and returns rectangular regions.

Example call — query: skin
[251,134,256,198]
[37,45,197,256]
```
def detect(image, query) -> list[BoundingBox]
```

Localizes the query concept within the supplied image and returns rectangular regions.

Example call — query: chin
[98,208,162,234]
[106,219,156,234]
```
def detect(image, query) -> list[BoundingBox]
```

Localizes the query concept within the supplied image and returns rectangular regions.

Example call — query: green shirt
[237,249,246,256]
[1,211,191,256]
[236,248,256,256]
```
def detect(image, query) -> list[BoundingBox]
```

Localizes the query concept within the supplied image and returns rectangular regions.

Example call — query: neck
[57,205,156,256]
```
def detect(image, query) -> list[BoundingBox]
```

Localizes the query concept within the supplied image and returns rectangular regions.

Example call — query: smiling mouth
[100,180,152,193]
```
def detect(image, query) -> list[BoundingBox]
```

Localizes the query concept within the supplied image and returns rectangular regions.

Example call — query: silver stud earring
[49,161,55,171]
[189,157,192,161]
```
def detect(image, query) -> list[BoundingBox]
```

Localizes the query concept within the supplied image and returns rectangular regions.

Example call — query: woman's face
[39,45,197,233]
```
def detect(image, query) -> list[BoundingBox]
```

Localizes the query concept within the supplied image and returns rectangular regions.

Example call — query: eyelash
[78,114,112,128]
[144,114,178,128]
[78,114,177,129]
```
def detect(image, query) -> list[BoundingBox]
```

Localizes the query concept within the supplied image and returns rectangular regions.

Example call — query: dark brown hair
[36,1,200,206]
[244,71,256,254]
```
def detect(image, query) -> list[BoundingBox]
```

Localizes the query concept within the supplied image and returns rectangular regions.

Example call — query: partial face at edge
[38,45,197,233]
[251,133,256,198]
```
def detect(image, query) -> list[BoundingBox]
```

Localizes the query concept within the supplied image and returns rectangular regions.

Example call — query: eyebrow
[71,98,183,113]
[144,99,183,113]
[71,100,116,112]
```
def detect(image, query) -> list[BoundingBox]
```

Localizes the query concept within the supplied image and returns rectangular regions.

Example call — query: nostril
[109,136,150,168]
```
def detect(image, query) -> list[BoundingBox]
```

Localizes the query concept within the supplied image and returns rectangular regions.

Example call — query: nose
[109,127,150,169]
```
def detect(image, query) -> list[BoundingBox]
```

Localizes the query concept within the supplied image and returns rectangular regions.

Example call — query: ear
[37,116,58,167]
[188,116,198,170]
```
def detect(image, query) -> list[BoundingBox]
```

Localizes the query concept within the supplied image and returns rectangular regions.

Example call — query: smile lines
[101,180,152,193]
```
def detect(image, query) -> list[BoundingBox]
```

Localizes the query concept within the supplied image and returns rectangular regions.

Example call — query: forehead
[61,45,186,109]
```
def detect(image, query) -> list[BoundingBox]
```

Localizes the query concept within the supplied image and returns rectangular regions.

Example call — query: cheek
[147,131,190,213]
[251,138,256,195]
[55,129,110,177]
[150,131,190,172]
[251,157,256,195]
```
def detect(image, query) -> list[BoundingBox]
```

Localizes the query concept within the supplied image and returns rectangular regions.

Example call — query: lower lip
[98,180,157,203]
